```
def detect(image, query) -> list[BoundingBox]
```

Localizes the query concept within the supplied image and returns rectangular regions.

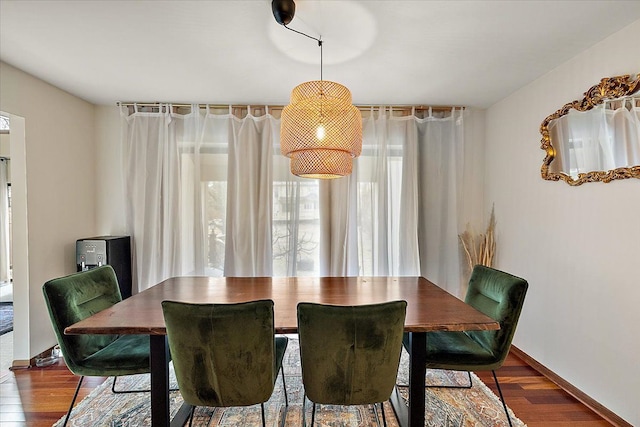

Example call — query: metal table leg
[389,332,427,427]
[150,335,191,427]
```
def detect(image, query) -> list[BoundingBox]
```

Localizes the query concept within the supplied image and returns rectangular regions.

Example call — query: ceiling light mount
[272,0,296,26]
[272,0,362,179]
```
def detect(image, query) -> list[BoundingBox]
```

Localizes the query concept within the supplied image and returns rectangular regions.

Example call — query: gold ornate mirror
[540,74,640,186]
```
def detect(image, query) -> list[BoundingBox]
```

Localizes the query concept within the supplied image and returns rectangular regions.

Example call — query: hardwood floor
[475,353,614,427]
[0,350,615,427]
[0,358,106,427]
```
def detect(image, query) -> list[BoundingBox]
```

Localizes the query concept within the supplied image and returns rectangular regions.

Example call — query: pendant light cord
[283,25,323,81]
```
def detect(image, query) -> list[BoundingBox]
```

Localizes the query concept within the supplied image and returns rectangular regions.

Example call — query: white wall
[0,62,97,359]
[485,20,640,425]
[0,134,10,157]
[95,105,126,234]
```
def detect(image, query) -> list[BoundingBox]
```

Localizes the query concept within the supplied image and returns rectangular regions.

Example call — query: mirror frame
[540,74,640,186]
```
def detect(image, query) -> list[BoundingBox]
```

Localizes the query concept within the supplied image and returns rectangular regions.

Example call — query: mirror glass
[540,74,640,185]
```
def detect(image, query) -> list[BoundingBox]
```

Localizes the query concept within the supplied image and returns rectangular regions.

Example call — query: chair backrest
[465,265,528,364]
[42,265,121,374]
[161,299,278,408]
[297,300,407,406]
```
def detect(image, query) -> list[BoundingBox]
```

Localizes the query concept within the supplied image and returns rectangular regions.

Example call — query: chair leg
[302,394,306,427]
[281,366,288,406]
[111,375,179,393]
[62,376,84,427]
[458,371,473,388]
[310,402,316,427]
[491,370,513,427]
[372,402,386,427]
[188,406,196,427]
[261,403,266,427]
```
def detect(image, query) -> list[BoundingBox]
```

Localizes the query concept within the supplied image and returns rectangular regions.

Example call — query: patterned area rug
[54,337,526,427]
[0,302,13,336]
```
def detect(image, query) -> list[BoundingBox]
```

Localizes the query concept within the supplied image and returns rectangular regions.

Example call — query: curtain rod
[116,102,465,113]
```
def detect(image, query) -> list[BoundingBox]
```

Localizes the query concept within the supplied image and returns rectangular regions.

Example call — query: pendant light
[272,0,362,179]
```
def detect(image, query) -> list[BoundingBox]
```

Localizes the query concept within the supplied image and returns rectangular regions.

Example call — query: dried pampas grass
[459,206,496,272]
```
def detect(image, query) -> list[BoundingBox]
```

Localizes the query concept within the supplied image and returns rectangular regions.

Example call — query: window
[272,180,320,277]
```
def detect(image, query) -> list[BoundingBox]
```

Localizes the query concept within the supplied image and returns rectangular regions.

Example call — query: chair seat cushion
[404,331,501,371]
[77,334,151,376]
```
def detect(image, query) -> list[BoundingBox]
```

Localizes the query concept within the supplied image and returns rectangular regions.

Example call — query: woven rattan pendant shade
[281,80,362,179]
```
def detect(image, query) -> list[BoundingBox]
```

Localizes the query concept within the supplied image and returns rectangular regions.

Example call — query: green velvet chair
[297,301,407,427]
[42,265,151,427]
[161,299,288,427]
[403,265,528,427]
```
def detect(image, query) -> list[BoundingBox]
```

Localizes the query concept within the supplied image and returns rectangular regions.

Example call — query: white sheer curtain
[224,109,275,276]
[121,105,185,292]
[121,104,476,296]
[321,107,468,295]
[121,105,280,291]
[608,97,640,167]
[0,159,9,282]
[415,109,466,294]
[549,98,640,177]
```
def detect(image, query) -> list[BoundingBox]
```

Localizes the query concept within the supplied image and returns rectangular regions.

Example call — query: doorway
[0,115,13,374]
[0,112,28,373]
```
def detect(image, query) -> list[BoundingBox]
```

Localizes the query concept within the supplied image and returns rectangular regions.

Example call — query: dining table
[65,276,499,427]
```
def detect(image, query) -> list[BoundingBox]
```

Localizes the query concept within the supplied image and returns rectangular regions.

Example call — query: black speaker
[76,236,132,299]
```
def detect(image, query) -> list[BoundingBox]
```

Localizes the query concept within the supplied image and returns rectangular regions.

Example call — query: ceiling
[2,0,640,108]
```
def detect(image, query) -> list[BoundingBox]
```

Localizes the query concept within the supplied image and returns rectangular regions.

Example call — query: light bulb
[316,124,326,140]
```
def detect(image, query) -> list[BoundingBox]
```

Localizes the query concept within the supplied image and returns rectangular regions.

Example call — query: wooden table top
[65,276,499,336]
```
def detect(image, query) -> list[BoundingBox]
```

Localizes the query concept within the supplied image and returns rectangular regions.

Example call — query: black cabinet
[76,236,132,299]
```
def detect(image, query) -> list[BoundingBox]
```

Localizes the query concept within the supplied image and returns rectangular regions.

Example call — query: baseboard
[10,345,56,370]
[510,346,632,427]
[10,359,30,369]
